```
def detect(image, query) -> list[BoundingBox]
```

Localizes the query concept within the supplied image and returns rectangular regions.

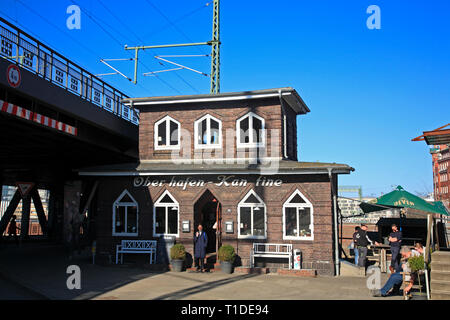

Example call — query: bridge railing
[0,17,138,125]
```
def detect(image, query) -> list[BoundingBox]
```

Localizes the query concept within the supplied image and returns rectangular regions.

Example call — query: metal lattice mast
[210,0,220,94]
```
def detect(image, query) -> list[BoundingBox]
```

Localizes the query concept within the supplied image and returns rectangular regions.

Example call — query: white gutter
[278,89,288,159]
[328,168,340,276]
[124,92,293,106]
[78,169,352,176]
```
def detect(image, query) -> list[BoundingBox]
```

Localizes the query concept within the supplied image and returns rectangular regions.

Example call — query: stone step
[431,280,450,292]
[431,289,450,300]
[339,259,364,277]
[431,251,450,264]
[431,270,450,282]
[430,261,450,272]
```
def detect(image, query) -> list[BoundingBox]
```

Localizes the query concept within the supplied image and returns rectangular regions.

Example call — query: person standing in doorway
[194,224,208,272]
[388,224,402,273]
[8,215,20,245]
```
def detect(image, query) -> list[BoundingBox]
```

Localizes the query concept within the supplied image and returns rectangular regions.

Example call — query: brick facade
[81,88,352,276]
[94,174,336,275]
[138,98,297,162]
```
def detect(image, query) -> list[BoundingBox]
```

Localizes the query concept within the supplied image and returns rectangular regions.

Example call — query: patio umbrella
[360,186,449,216]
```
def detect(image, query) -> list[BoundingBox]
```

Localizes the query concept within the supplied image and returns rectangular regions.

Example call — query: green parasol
[372,186,449,216]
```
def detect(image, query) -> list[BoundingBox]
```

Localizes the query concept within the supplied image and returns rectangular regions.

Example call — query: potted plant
[409,255,426,273]
[218,244,236,274]
[170,244,186,272]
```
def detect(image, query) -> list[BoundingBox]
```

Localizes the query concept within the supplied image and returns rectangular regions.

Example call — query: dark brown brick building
[79,88,354,275]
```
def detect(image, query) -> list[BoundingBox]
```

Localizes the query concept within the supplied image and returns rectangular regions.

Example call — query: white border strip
[78,169,352,176]
[124,92,292,106]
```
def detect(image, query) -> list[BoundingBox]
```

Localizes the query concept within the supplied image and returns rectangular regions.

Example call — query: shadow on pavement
[0,242,166,300]
[151,273,258,300]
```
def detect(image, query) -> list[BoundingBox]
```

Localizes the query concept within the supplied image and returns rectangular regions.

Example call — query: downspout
[278,89,288,159]
[328,168,340,276]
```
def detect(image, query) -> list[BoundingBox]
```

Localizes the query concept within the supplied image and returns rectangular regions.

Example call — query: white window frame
[194,114,222,149]
[112,189,139,237]
[154,116,181,150]
[237,189,267,239]
[236,112,266,148]
[282,189,314,240]
[153,190,180,237]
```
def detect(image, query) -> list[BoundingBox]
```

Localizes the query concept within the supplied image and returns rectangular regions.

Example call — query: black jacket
[354,229,371,247]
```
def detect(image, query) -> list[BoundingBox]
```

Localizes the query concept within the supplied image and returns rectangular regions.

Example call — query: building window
[113,189,138,236]
[236,112,265,147]
[194,114,222,149]
[238,190,266,239]
[153,190,179,237]
[283,189,314,240]
[154,116,180,150]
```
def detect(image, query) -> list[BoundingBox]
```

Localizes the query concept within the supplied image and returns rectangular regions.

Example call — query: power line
[14,0,102,60]
[93,0,200,93]
[142,1,213,39]
[8,1,152,97]
[69,0,182,94]
[144,0,208,55]
[97,0,144,44]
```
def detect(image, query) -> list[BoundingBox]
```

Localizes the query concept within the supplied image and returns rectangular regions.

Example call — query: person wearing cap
[388,224,402,273]
[355,224,373,268]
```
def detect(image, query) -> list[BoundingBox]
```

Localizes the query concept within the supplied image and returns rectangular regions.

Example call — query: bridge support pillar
[31,187,48,236]
[19,195,31,240]
[63,180,82,254]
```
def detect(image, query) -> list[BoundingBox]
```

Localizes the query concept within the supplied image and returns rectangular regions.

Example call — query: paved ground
[0,274,43,300]
[0,243,401,300]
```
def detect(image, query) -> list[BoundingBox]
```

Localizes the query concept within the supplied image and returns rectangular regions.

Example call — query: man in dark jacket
[194,224,208,272]
[355,224,373,268]
[388,224,402,273]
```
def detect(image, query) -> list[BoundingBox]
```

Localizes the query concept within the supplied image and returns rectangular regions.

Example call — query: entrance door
[194,190,221,254]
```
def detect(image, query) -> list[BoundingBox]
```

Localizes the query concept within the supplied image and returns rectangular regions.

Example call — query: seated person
[371,246,414,297]
[412,242,425,257]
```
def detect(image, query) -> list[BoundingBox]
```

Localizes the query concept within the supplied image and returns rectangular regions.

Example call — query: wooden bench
[250,243,293,270]
[115,240,157,264]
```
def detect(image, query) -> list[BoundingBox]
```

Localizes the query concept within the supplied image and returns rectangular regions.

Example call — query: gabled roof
[122,87,310,115]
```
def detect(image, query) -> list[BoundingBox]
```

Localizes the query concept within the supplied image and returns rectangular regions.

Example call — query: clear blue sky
[1,0,449,197]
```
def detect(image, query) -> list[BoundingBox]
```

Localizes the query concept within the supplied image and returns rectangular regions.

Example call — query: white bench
[115,240,157,264]
[250,243,293,270]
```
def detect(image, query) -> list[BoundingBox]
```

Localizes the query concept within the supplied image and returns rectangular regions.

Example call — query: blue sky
[1,0,449,197]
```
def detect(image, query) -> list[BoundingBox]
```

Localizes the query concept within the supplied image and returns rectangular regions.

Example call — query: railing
[0,17,138,125]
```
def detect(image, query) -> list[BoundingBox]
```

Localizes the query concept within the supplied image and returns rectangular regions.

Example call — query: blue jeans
[380,272,403,296]
[354,247,359,265]
[391,246,400,270]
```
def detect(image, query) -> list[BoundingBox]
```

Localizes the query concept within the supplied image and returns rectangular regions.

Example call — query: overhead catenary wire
[10,0,154,97]
[67,0,182,94]
[84,0,197,93]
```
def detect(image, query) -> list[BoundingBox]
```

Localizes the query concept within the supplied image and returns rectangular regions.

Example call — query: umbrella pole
[425,214,433,300]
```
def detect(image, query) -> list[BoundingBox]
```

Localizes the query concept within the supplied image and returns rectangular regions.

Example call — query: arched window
[194,114,222,149]
[283,189,314,240]
[236,112,265,147]
[238,190,266,239]
[113,189,138,236]
[153,190,179,237]
[154,116,180,150]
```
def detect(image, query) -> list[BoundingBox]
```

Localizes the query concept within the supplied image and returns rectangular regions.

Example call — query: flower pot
[171,259,184,272]
[221,261,233,274]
